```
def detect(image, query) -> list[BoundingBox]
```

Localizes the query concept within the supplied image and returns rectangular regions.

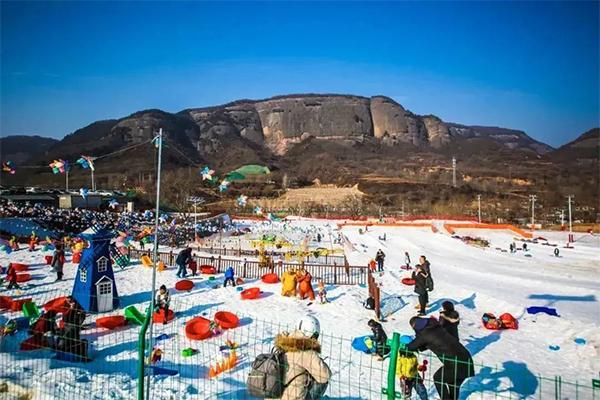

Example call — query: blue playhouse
[72,227,120,313]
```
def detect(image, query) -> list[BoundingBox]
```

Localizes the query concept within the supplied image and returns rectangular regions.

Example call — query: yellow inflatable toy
[281,269,297,297]
[141,255,153,267]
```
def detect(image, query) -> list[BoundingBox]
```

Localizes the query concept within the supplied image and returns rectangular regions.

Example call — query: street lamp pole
[477,195,481,223]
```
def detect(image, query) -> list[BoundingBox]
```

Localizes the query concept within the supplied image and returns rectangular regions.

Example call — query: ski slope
[0,219,598,399]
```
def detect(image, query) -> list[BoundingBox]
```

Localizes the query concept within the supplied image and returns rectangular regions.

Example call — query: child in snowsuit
[154,285,171,325]
[223,266,236,287]
[317,280,328,304]
[396,348,428,400]
[6,263,20,290]
[369,260,377,272]
[368,319,390,360]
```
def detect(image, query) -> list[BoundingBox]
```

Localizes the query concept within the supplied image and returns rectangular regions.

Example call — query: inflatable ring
[175,280,194,292]
[401,278,415,286]
[153,309,175,323]
[240,287,261,300]
[96,315,126,330]
[185,317,212,340]
[200,265,216,275]
[16,273,31,283]
[14,264,29,272]
[43,296,69,314]
[261,273,279,284]
[214,311,239,329]
[10,298,32,312]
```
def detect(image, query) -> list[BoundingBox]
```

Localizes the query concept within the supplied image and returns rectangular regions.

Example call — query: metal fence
[192,245,347,266]
[1,288,598,399]
[128,248,368,286]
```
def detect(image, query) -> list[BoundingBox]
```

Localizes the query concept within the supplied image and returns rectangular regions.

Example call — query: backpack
[364,297,375,310]
[425,275,434,292]
[246,347,287,398]
[396,353,418,378]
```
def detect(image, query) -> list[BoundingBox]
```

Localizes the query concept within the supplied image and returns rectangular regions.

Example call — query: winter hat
[297,315,320,338]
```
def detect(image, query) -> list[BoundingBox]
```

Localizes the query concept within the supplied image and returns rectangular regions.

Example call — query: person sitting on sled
[397,346,428,400]
[367,319,390,360]
[154,285,171,325]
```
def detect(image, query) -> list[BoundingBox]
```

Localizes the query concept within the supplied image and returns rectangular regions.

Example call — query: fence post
[333,262,337,284]
[381,332,400,400]
[243,259,247,278]
[218,255,222,273]
[169,250,173,265]
[136,307,152,400]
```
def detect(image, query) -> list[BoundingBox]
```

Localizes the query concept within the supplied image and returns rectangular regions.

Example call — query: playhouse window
[98,281,112,295]
[97,257,108,272]
[80,269,87,283]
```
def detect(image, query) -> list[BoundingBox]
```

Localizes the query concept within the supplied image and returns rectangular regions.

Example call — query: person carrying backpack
[247,315,331,400]
[396,347,428,400]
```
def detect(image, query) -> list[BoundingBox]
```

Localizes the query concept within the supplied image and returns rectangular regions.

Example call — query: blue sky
[1,1,598,147]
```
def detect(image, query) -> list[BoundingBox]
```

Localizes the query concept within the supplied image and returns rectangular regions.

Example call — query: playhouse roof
[79,227,114,241]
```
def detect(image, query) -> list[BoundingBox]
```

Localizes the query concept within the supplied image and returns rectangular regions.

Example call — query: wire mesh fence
[1,287,598,399]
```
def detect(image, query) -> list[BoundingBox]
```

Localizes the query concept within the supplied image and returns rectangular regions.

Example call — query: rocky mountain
[546,128,599,163]
[447,123,554,154]
[0,135,59,164]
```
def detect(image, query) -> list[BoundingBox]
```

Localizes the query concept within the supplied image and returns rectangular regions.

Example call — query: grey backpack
[247,347,287,398]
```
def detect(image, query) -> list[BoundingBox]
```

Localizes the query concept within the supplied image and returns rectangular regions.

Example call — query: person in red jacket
[6,263,20,290]
[297,269,315,301]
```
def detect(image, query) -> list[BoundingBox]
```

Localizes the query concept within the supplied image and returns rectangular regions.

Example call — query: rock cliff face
[184,94,455,154]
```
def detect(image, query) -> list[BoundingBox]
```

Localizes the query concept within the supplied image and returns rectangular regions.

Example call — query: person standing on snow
[224,266,236,287]
[405,251,411,268]
[407,316,474,400]
[175,247,193,278]
[412,264,429,316]
[51,244,65,281]
[439,301,460,340]
[375,249,386,272]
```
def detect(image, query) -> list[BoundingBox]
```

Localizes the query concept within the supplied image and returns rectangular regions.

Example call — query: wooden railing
[367,270,381,320]
[192,245,347,266]
[128,248,367,286]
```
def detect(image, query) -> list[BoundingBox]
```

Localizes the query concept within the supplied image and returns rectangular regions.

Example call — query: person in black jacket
[176,247,193,278]
[412,264,429,315]
[407,317,474,400]
[375,249,385,272]
[439,301,460,340]
[367,319,390,360]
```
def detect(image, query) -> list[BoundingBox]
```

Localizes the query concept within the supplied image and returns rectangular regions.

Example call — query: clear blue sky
[1,1,598,147]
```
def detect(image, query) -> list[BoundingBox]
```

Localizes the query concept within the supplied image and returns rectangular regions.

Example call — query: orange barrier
[338,222,432,228]
[444,223,533,238]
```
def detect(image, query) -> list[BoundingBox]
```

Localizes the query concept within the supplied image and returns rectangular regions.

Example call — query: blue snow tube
[351,335,376,354]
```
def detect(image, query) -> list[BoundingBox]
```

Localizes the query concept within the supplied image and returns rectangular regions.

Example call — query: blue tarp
[0,218,58,239]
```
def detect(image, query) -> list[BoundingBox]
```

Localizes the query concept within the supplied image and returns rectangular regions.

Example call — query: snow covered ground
[0,219,598,399]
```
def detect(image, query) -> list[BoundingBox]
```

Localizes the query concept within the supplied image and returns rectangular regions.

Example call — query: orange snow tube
[175,280,194,292]
[261,273,279,284]
[96,315,126,330]
[240,287,261,300]
[214,311,239,329]
[185,317,212,340]
[16,273,31,283]
[153,309,175,323]
[401,278,415,286]
[43,296,70,314]
[200,265,216,275]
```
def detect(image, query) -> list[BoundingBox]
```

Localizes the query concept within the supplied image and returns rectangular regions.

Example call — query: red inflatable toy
[43,296,69,314]
[175,280,194,292]
[200,265,216,274]
[96,315,126,330]
[20,336,50,351]
[261,273,279,284]
[482,312,518,330]
[14,264,29,272]
[45,256,53,265]
[241,287,261,300]
[10,298,32,312]
[401,278,415,286]
[0,296,12,310]
[16,274,31,283]
[214,311,239,329]
[72,252,81,263]
[153,309,175,323]
[185,317,212,340]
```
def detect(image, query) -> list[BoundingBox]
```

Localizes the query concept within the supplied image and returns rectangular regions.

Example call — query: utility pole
[529,194,537,231]
[477,195,482,223]
[146,128,163,400]
[560,209,565,228]
[452,157,457,187]
[567,195,574,233]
